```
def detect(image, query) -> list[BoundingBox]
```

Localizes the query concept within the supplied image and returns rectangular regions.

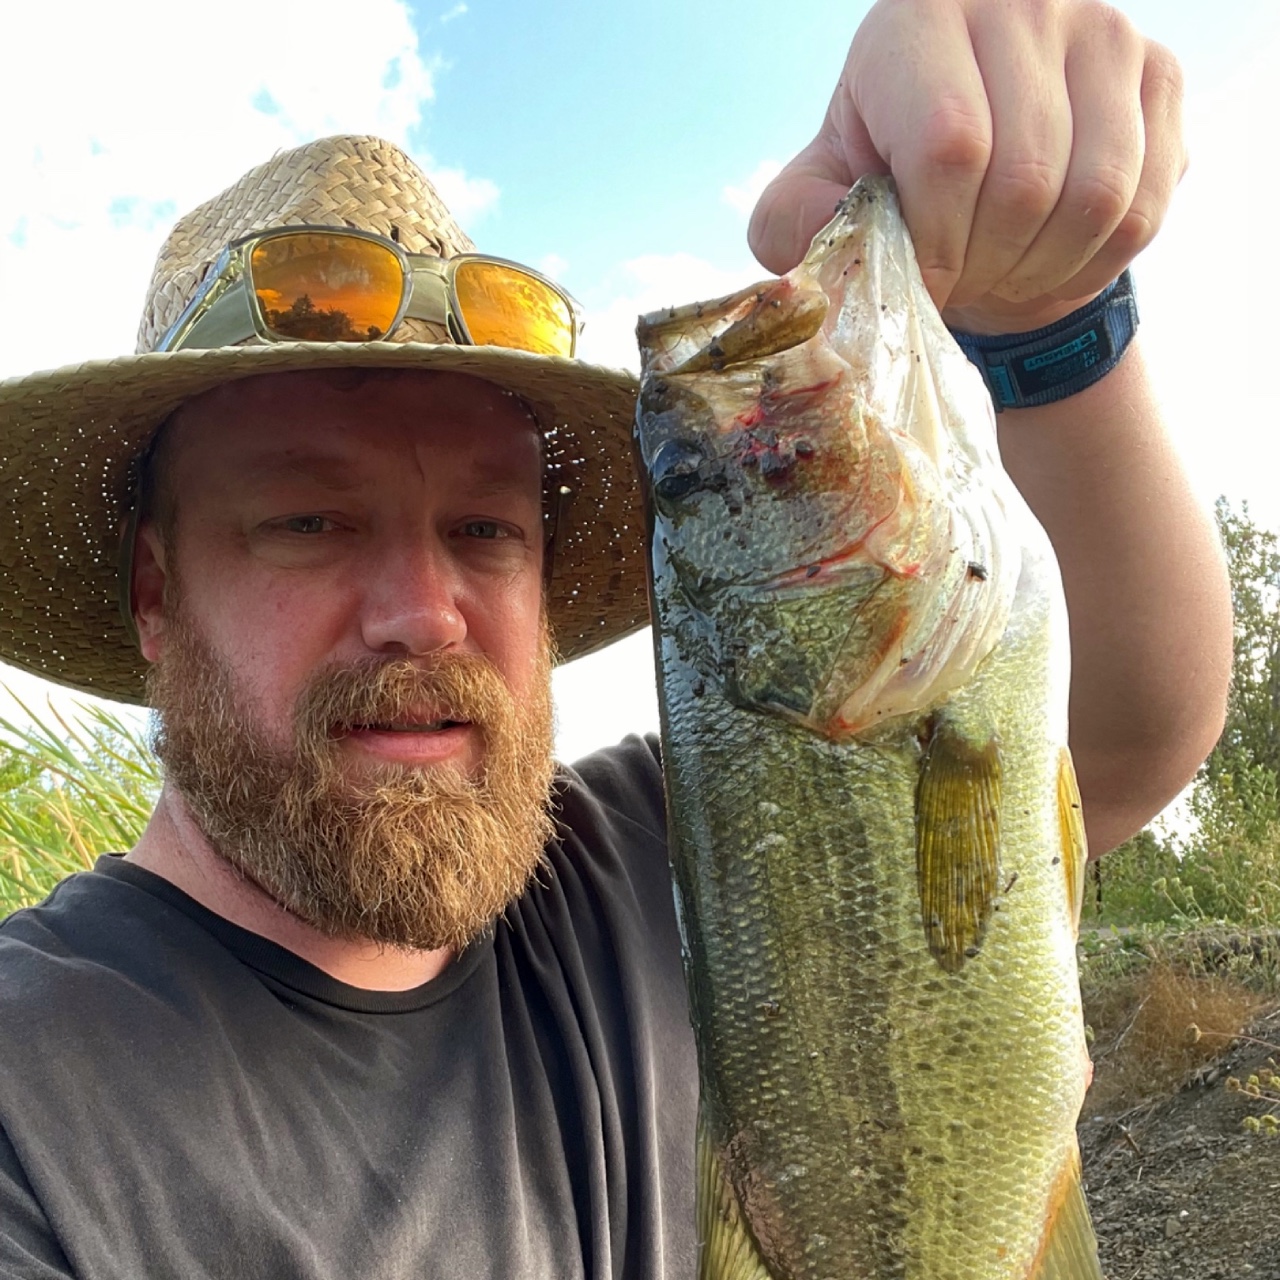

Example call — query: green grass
[0,697,158,916]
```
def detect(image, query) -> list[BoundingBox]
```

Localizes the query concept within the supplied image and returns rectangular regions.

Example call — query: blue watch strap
[949,270,1138,412]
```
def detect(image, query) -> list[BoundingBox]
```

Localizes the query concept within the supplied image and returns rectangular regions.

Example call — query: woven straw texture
[0,136,650,703]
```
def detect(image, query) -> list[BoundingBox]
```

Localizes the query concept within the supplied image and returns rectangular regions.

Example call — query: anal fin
[1030,1145,1104,1280]
[915,717,1002,972]
[697,1111,774,1280]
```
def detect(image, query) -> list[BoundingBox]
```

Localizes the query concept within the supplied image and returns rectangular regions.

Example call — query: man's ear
[132,522,169,663]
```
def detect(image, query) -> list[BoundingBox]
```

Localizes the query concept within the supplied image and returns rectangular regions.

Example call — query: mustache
[295,652,516,747]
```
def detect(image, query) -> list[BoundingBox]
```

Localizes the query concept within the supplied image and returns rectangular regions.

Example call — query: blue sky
[1,0,1278,764]
[404,0,1279,289]
[404,1,854,285]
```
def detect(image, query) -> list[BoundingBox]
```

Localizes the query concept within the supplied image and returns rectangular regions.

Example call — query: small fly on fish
[635,177,1102,1280]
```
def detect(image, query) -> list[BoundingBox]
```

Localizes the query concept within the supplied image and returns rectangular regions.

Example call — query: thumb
[747,118,886,275]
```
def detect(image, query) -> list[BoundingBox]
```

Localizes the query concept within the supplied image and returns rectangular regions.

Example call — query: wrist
[947,271,1139,413]
[941,290,1106,336]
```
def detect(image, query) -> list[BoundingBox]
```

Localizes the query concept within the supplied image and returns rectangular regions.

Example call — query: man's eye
[458,520,510,540]
[279,515,334,534]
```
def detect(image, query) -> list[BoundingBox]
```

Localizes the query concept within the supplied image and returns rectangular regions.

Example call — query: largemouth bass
[634,178,1102,1280]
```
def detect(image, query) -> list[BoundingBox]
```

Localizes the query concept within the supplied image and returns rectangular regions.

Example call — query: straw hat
[0,136,649,704]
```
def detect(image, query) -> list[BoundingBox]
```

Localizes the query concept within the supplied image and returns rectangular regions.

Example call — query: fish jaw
[636,177,1019,740]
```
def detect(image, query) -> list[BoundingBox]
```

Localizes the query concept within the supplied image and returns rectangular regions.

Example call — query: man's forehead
[161,368,543,484]
[172,367,537,425]
[232,445,541,494]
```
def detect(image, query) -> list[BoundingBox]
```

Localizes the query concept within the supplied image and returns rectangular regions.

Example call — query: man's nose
[358,536,468,656]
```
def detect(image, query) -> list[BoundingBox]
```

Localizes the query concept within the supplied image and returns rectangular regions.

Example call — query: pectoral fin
[1029,1146,1104,1280]
[915,718,1002,973]
[1057,748,1088,937]
[697,1112,774,1280]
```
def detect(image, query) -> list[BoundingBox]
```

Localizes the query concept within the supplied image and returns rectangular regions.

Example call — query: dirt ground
[1080,1004,1280,1279]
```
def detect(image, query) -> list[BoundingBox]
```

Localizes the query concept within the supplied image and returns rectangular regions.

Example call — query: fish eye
[650,438,708,504]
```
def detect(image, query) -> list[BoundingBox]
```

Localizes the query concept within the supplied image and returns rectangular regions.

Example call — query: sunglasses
[157,225,580,358]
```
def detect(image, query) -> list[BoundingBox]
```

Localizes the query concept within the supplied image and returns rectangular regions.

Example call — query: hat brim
[0,342,650,704]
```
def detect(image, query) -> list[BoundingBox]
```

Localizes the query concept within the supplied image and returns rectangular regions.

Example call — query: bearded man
[0,1,1232,1276]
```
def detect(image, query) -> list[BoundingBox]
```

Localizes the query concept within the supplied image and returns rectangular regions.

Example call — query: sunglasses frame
[157,225,580,358]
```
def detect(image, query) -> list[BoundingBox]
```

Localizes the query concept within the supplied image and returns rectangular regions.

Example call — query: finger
[1046,38,1187,302]
[989,7,1146,304]
[946,11,1073,308]
[748,119,882,275]
[852,0,994,308]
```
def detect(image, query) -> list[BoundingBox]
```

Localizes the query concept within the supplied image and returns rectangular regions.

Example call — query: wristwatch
[949,270,1139,412]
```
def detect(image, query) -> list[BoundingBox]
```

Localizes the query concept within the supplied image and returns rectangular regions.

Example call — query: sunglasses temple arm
[163,277,259,352]
[117,479,143,648]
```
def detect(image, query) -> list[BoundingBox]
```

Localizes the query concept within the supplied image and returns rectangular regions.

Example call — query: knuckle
[1070,164,1135,230]
[917,103,993,178]
[1089,2,1139,50]
[1108,202,1160,257]
[988,155,1062,223]
[1143,40,1185,103]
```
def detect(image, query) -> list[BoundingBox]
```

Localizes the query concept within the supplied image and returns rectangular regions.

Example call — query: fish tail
[1028,1144,1104,1280]
[696,1111,775,1280]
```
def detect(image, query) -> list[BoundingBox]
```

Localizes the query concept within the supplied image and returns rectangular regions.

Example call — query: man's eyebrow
[463,461,543,498]
[235,454,540,498]
[239,454,364,491]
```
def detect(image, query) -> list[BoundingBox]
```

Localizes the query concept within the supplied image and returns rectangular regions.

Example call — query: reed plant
[0,697,158,916]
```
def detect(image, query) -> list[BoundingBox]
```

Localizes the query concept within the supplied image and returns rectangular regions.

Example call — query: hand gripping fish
[634,178,1102,1280]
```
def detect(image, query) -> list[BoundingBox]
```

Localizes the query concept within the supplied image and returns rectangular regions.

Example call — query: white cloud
[440,3,468,21]
[0,0,495,380]
[722,158,783,218]
[539,252,569,282]
[577,252,763,372]
[428,166,501,225]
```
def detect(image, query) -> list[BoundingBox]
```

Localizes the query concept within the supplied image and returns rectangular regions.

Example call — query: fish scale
[636,178,1101,1279]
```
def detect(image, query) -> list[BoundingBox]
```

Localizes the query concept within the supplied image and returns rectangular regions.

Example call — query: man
[0,0,1231,1275]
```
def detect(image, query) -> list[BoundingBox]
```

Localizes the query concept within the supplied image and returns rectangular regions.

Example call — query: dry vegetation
[1077,932,1280,1279]
[1082,954,1270,1117]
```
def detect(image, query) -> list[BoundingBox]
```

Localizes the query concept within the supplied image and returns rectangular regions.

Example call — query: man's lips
[329,717,479,765]
[328,707,472,736]
[343,719,468,733]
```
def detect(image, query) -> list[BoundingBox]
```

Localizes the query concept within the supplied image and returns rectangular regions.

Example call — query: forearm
[996,341,1232,855]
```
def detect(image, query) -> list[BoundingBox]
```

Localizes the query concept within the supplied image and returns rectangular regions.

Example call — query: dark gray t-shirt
[0,736,697,1280]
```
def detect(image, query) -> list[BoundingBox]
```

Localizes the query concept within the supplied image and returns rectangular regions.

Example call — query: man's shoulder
[557,732,665,840]
[0,859,243,1030]
[1,863,139,978]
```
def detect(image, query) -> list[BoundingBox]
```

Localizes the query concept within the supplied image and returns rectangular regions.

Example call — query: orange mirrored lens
[453,260,573,357]
[250,233,405,342]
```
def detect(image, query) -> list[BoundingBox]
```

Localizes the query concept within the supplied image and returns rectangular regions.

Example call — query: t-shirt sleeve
[0,1125,74,1279]
[563,733,666,843]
